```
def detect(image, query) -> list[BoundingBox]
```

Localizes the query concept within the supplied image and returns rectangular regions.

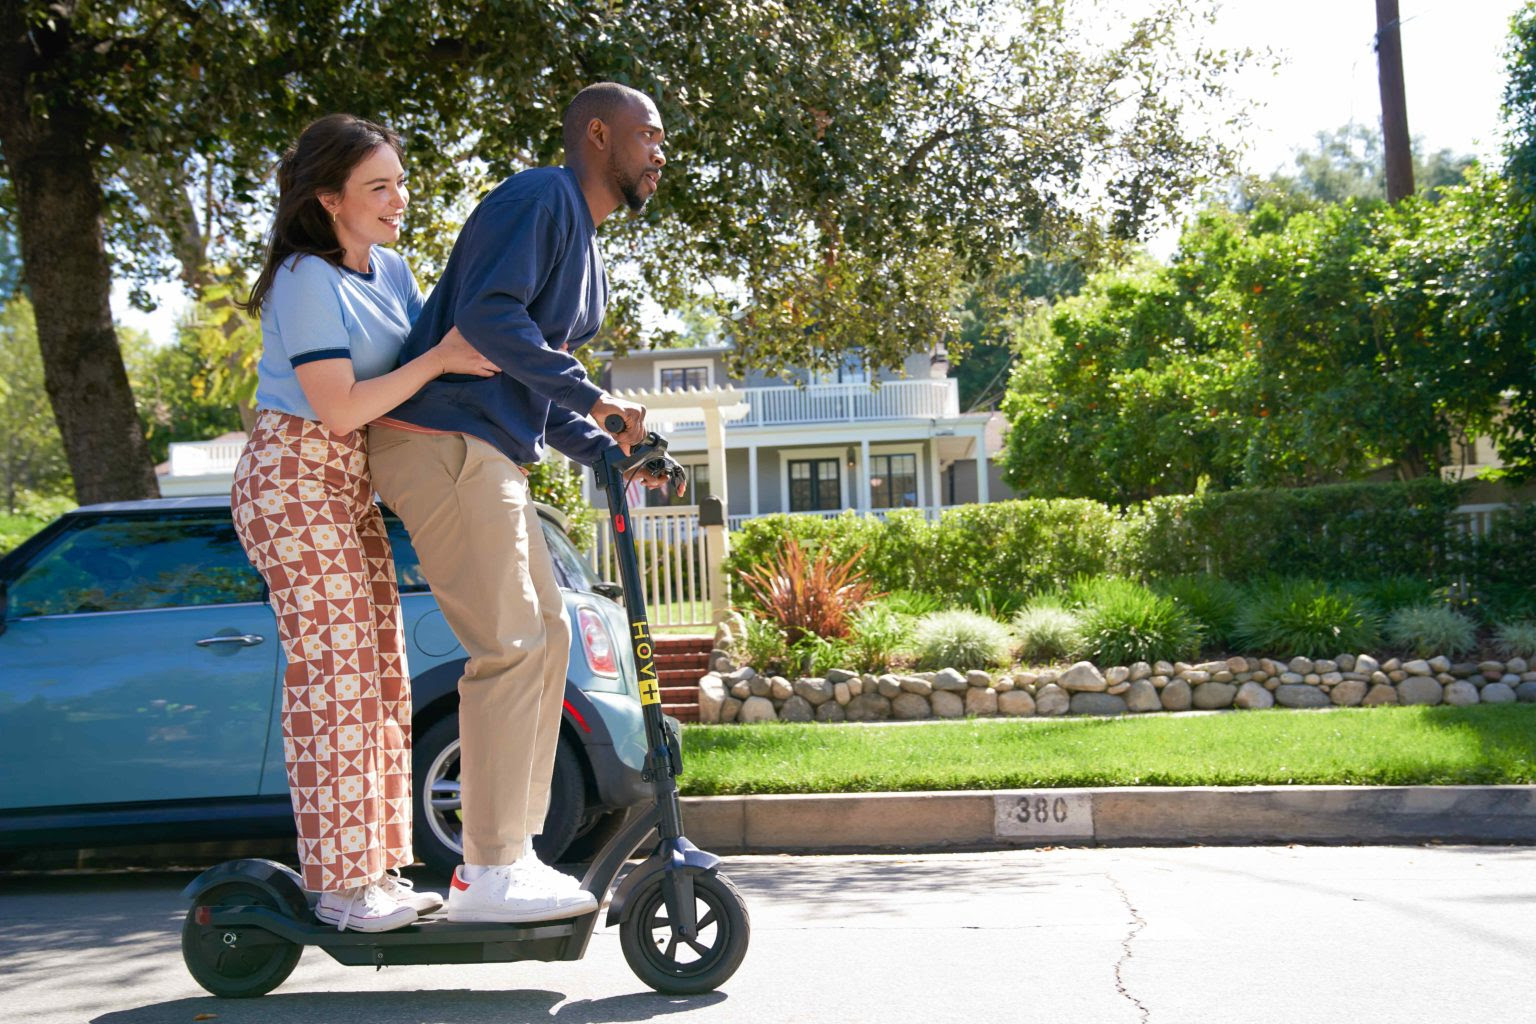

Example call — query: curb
[681,785,1536,852]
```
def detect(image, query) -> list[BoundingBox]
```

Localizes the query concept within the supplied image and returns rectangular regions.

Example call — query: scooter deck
[204,904,599,966]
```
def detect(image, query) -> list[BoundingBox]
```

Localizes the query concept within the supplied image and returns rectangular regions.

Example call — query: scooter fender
[604,837,721,929]
[180,858,309,920]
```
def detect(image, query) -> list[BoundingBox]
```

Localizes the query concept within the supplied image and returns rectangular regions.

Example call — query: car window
[382,514,430,593]
[6,514,265,616]
[541,518,600,592]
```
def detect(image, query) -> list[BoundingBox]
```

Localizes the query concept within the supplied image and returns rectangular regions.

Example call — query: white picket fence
[592,505,716,629]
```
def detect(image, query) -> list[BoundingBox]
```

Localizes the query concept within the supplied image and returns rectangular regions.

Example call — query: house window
[788,458,841,512]
[657,365,710,391]
[869,453,919,509]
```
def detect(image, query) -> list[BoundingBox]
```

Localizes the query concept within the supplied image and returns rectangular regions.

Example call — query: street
[5,845,1534,1024]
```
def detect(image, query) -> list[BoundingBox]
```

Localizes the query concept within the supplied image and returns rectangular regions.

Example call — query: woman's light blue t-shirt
[253,247,424,422]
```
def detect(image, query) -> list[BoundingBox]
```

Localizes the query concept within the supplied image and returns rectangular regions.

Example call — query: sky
[113,0,1528,344]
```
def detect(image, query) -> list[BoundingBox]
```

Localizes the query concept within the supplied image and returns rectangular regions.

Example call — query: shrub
[1068,577,1203,665]
[1382,603,1478,658]
[1494,621,1536,660]
[958,585,1028,619]
[1153,575,1243,652]
[740,614,792,676]
[1010,601,1082,664]
[910,610,1013,670]
[846,604,912,674]
[1343,575,1438,616]
[789,632,854,677]
[735,536,878,642]
[1234,578,1381,658]
[879,589,944,617]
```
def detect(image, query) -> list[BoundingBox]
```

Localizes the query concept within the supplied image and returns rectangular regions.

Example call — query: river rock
[1515,682,1536,703]
[794,677,834,705]
[825,668,859,684]
[965,687,999,717]
[1362,683,1399,706]
[1071,692,1128,716]
[1443,680,1481,706]
[738,696,777,723]
[933,668,968,691]
[1403,659,1433,677]
[900,676,934,696]
[1192,682,1237,709]
[877,674,903,698]
[1398,676,1444,705]
[1275,684,1330,708]
[1482,682,1517,704]
[999,689,1037,716]
[1235,681,1274,710]
[1354,654,1381,675]
[1125,680,1161,713]
[1035,683,1070,716]
[1330,679,1368,706]
[779,695,814,722]
[1161,678,1192,711]
[891,693,932,720]
[1059,661,1108,692]
[845,693,893,722]
[816,701,847,722]
[965,669,994,689]
[931,690,965,718]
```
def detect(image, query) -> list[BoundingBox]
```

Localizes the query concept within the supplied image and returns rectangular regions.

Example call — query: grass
[678,704,1536,794]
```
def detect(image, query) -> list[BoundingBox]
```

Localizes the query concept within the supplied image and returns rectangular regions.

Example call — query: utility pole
[1375,0,1415,202]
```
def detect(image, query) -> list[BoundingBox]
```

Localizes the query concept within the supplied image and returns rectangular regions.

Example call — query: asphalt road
[5,845,1534,1024]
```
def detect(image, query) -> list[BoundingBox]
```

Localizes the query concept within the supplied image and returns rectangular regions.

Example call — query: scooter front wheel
[181,881,302,998]
[619,869,750,994]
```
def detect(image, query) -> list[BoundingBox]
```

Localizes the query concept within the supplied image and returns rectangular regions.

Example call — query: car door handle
[195,634,265,648]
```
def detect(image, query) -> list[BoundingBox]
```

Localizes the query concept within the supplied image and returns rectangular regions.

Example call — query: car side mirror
[591,580,624,602]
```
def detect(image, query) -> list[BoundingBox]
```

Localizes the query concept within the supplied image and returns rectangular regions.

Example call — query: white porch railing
[592,504,716,629]
[168,440,245,477]
[665,379,958,431]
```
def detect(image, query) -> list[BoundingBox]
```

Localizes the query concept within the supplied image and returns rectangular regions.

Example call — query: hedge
[726,479,1528,605]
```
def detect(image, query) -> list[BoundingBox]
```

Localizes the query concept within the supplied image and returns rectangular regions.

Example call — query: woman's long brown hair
[241,113,404,312]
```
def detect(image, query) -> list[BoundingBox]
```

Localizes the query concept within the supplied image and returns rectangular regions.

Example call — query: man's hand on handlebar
[591,393,647,453]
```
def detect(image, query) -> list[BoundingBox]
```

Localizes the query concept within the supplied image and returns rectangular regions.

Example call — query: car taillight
[577,605,618,676]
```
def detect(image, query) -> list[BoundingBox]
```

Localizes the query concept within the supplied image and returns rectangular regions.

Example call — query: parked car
[0,496,648,873]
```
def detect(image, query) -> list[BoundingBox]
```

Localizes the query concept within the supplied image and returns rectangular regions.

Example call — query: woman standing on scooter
[232,114,497,932]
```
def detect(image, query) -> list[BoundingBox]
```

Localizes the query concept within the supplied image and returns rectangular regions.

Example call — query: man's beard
[611,153,650,213]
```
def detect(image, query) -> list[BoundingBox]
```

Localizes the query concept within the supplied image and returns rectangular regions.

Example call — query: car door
[0,511,277,808]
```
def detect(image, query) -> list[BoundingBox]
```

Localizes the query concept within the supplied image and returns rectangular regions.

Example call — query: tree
[1234,124,1475,212]
[1,0,1250,503]
[0,297,71,510]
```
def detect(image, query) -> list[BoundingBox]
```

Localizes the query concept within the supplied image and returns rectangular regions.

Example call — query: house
[592,344,1014,526]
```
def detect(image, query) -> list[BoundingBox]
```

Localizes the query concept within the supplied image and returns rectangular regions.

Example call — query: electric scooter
[178,425,749,997]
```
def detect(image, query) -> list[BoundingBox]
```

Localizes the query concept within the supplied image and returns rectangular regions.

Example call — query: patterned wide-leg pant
[231,409,413,892]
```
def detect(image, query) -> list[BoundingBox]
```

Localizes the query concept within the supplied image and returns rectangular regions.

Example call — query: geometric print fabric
[231,410,413,892]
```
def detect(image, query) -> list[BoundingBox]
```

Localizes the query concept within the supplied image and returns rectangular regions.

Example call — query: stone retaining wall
[695,651,1536,724]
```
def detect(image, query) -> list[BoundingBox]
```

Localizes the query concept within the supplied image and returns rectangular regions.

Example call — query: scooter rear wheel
[619,869,750,994]
[181,881,302,998]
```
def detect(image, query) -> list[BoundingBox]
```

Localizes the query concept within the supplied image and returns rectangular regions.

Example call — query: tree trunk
[0,105,159,503]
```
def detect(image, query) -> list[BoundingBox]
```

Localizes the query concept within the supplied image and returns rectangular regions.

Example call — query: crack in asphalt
[1110,873,1151,1024]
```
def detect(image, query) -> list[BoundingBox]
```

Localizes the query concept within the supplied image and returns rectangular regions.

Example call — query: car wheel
[413,714,588,875]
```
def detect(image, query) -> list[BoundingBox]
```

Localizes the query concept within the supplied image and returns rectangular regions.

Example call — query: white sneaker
[518,837,582,892]
[379,869,446,915]
[445,864,598,923]
[314,882,418,932]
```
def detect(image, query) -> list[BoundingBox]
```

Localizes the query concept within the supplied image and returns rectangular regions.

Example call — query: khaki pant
[367,424,570,866]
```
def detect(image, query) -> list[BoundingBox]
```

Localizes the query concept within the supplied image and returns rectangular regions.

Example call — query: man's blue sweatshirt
[385,166,617,466]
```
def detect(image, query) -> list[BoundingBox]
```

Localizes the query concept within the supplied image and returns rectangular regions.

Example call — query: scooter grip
[604,413,626,434]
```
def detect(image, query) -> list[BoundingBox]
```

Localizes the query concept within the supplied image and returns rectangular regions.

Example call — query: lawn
[677,704,1536,795]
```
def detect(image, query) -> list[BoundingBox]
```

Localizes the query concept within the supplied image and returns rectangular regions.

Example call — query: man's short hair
[563,82,649,154]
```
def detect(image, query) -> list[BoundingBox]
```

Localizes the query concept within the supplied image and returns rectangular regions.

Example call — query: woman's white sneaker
[314,882,418,932]
[445,864,598,923]
[518,837,582,892]
[379,870,446,915]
